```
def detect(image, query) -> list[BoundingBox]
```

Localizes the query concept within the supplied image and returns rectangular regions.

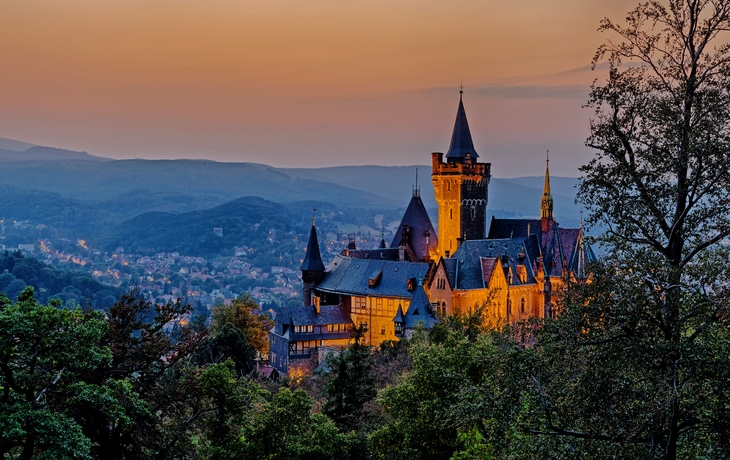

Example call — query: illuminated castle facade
[269,91,596,375]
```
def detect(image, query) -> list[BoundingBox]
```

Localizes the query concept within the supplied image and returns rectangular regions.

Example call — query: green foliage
[0,287,110,459]
[210,294,274,357]
[450,427,494,460]
[237,386,357,460]
[369,327,527,460]
[323,325,377,432]
[516,252,730,459]
[504,1,730,459]
[194,324,257,376]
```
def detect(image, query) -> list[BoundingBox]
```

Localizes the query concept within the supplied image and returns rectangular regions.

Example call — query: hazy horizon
[0,0,638,177]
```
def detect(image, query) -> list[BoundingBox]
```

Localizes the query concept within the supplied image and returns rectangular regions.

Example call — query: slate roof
[446,97,479,160]
[316,254,429,298]
[403,285,438,329]
[390,194,438,261]
[301,224,325,271]
[450,238,537,290]
[346,248,402,261]
[486,217,597,279]
[278,304,351,327]
[487,217,541,239]
[393,304,405,323]
[441,257,458,289]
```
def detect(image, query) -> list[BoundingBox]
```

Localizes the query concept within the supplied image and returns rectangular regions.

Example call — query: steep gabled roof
[446,97,479,160]
[316,254,430,298]
[480,257,499,286]
[450,238,537,290]
[403,285,438,329]
[301,224,325,271]
[393,304,405,323]
[390,194,438,261]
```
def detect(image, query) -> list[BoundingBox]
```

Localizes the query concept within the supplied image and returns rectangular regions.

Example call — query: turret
[301,212,326,307]
[431,89,491,257]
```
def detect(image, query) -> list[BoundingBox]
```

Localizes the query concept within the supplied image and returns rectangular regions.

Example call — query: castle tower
[431,91,491,257]
[540,151,554,232]
[301,213,325,307]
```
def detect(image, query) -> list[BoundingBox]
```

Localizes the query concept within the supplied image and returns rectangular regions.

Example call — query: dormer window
[407,278,416,292]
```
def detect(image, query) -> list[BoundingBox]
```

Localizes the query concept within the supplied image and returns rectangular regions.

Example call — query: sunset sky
[0,0,638,176]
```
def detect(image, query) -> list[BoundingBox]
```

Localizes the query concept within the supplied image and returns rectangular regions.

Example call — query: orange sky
[0,0,638,176]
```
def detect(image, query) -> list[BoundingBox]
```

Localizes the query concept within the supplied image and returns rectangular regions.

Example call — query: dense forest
[0,251,121,307]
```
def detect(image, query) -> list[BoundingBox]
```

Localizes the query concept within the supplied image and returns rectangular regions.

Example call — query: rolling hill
[92,196,298,257]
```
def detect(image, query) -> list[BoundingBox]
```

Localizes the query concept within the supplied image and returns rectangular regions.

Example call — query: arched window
[520,298,525,313]
[450,209,453,220]
[507,299,512,317]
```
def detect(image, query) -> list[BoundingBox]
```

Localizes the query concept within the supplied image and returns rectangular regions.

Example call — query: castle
[269,91,596,375]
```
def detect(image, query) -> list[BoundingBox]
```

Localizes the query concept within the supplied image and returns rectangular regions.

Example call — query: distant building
[213,227,223,237]
[17,244,35,253]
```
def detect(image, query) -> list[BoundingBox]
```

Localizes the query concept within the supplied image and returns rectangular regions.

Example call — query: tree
[68,290,207,459]
[240,386,356,460]
[0,287,110,459]
[211,294,274,357]
[522,2,730,458]
[323,325,376,433]
[368,327,526,460]
[194,324,258,375]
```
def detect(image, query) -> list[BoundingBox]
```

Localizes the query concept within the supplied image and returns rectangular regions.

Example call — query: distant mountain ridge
[0,137,36,152]
[0,145,109,162]
[0,138,587,247]
[282,165,582,227]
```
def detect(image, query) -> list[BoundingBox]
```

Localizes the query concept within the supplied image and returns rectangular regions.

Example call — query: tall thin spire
[413,167,419,197]
[541,150,554,221]
[446,89,478,160]
[301,211,325,272]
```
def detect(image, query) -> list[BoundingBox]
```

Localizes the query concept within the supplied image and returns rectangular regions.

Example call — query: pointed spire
[543,150,552,196]
[301,212,325,272]
[446,89,478,160]
[379,226,387,248]
[541,150,554,220]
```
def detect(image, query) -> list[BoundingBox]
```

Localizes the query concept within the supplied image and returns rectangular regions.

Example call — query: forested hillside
[93,196,298,258]
[0,251,121,306]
